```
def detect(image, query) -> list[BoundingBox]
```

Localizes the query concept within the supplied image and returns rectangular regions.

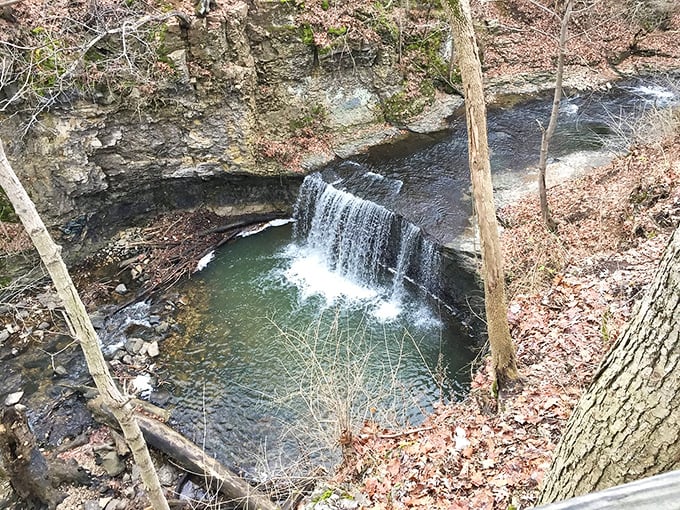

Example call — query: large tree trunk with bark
[444,0,518,387]
[539,227,680,503]
[0,140,171,510]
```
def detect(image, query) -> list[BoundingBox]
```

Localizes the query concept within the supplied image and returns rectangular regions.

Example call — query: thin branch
[523,0,560,20]
[12,10,190,134]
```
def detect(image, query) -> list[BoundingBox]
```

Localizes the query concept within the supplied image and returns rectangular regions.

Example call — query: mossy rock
[381,82,436,124]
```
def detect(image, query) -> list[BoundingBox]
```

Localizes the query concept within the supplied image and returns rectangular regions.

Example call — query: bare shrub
[250,310,447,482]
[626,0,679,31]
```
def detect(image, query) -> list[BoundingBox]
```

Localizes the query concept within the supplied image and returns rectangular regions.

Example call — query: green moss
[290,103,328,131]
[370,7,399,43]
[312,488,335,503]
[301,24,315,46]
[404,28,460,93]
[0,190,17,223]
[321,0,329,10]
[327,26,348,37]
[151,23,177,70]
[381,81,435,124]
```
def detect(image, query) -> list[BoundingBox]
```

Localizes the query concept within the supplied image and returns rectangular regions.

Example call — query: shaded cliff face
[0,1,414,256]
[0,2,382,253]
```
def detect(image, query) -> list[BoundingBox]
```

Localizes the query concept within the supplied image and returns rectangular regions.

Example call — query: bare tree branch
[0,8,191,134]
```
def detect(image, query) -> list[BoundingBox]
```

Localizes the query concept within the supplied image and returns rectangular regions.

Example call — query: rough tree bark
[538,0,573,233]
[539,226,680,503]
[1,406,66,509]
[0,140,171,510]
[444,0,518,387]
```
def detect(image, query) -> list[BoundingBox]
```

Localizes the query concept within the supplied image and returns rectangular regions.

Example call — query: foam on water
[283,245,379,305]
[238,218,295,238]
[629,84,677,106]
[371,299,402,322]
[195,250,215,272]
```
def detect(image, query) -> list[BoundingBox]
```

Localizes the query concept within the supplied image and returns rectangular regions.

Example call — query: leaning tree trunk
[0,140,171,510]
[539,227,680,503]
[445,0,518,387]
[537,0,573,233]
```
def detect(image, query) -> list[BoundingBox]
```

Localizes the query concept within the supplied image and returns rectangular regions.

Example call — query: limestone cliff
[0,0,677,258]
[0,1,445,255]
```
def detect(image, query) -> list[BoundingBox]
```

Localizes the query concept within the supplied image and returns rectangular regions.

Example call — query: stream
[148,76,678,479]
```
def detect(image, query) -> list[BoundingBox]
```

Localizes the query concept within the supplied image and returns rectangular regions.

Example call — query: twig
[377,425,435,439]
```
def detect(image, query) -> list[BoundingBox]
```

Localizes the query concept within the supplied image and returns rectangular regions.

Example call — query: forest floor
[323,119,680,509]
[1,2,680,507]
[0,97,679,510]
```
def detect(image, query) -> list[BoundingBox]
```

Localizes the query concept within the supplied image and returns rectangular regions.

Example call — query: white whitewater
[287,173,440,321]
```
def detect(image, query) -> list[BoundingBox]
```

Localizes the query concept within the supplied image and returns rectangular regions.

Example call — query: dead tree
[0,139,171,510]
[444,0,518,388]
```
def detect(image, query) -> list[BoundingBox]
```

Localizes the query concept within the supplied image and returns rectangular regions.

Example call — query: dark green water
[158,223,474,477]
[155,76,679,478]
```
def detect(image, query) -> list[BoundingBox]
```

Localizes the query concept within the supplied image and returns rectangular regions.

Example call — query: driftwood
[535,470,680,509]
[196,212,288,236]
[87,396,279,510]
[0,406,90,510]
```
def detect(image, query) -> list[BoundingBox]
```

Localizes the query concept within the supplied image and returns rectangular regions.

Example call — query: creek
[2,76,676,486]
[150,76,679,479]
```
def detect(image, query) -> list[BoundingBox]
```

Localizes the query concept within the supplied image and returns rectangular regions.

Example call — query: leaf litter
[327,128,680,509]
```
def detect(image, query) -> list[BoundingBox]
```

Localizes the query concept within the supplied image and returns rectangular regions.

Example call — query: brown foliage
[334,127,680,510]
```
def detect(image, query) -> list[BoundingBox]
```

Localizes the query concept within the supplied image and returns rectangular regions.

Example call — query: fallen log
[87,396,279,510]
[197,212,288,236]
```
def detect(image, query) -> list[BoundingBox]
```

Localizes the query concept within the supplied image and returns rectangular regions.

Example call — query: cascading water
[288,172,441,319]
[148,76,678,480]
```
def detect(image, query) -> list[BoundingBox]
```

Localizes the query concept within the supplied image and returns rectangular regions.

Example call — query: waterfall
[289,173,440,312]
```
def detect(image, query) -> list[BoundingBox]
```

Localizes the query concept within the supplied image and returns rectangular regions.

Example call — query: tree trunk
[539,227,680,503]
[538,0,573,233]
[87,395,279,510]
[444,0,518,387]
[0,140,171,510]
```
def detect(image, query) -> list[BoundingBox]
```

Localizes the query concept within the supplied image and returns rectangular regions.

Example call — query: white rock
[4,391,24,406]
[146,341,160,358]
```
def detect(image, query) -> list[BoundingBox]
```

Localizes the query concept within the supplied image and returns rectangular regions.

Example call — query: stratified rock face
[0,1,409,257]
